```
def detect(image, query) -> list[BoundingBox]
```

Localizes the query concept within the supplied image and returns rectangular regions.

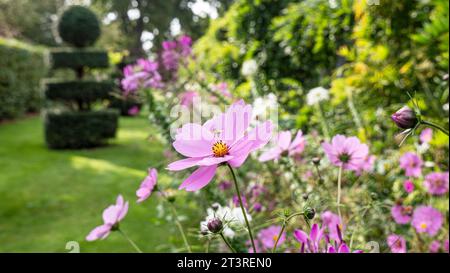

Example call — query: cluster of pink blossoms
[161,35,192,76]
[121,58,163,95]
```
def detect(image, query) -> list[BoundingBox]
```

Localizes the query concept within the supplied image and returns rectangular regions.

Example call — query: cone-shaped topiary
[58,5,101,48]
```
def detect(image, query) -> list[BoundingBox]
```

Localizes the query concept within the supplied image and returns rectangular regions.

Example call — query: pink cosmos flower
[259,130,306,162]
[321,135,369,171]
[258,225,286,249]
[403,180,415,193]
[387,234,407,253]
[429,240,441,253]
[86,195,129,241]
[321,211,343,241]
[136,168,158,203]
[391,204,413,224]
[167,100,273,191]
[179,90,199,107]
[411,206,443,236]
[127,105,140,116]
[420,128,433,143]
[399,152,423,178]
[423,172,449,196]
[294,223,361,253]
[355,155,376,176]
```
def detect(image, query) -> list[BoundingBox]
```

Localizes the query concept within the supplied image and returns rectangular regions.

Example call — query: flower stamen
[212,141,229,157]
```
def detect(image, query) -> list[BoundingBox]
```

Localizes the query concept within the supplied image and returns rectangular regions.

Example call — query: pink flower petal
[294,229,309,244]
[86,224,112,241]
[167,157,204,171]
[102,205,120,225]
[259,147,282,162]
[179,165,217,191]
[277,131,292,151]
[197,155,233,166]
[173,123,214,157]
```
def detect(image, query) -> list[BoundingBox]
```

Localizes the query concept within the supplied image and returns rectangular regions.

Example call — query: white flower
[306,86,330,106]
[443,103,449,112]
[241,59,258,77]
[200,203,251,239]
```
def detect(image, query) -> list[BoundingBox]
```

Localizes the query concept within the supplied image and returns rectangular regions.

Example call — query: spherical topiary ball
[58,6,101,48]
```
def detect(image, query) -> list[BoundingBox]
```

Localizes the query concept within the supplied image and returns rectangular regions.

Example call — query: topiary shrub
[44,110,119,149]
[57,5,101,48]
[43,5,118,149]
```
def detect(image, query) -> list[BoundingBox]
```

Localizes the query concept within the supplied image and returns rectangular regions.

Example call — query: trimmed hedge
[0,38,47,120]
[44,80,114,103]
[58,6,101,48]
[49,49,109,69]
[44,109,119,149]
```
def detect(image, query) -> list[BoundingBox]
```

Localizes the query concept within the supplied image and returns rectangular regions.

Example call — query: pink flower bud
[391,106,418,129]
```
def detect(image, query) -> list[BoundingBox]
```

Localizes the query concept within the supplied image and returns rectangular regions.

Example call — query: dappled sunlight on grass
[70,155,145,178]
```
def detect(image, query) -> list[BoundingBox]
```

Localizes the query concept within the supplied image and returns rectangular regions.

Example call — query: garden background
[0,0,448,253]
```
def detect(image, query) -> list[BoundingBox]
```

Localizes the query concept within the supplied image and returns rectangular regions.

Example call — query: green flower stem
[219,232,236,253]
[421,120,449,136]
[316,103,331,140]
[337,165,343,221]
[117,229,143,253]
[227,163,256,253]
[272,212,305,253]
[168,202,192,253]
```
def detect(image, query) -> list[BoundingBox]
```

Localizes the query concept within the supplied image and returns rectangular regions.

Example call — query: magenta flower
[429,240,441,253]
[258,225,286,249]
[399,152,423,178]
[127,106,140,116]
[321,211,343,241]
[259,130,306,162]
[178,34,192,57]
[387,234,407,253]
[121,58,163,94]
[321,135,369,171]
[218,180,232,191]
[444,239,449,253]
[403,180,415,193]
[179,90,199,107]
[167,100,273,191]
[391,106,418,129]
[86,195,129,241]
[355,155,376,175]
[420,128,433,143]
[391,204,413,224]
[136,168,158,203]
[411,206,443,236]
[423,172,449,196]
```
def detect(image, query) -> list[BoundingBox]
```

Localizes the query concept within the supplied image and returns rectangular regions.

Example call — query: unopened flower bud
[391,106,418,129]
[302,193,309,201]
[207,218,223,234]
[312,157,321,165]
[304,207,315,220]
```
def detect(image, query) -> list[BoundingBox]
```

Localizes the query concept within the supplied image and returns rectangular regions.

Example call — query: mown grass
[0,114,200,252]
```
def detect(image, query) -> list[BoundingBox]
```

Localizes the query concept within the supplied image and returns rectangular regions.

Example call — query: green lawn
[0,114,200,252]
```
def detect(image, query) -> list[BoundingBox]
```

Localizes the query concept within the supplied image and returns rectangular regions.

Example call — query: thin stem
[272,222,286,253]
[118,229,143,253]
[227,163,256,253]
[317,103,331,140]
[219,232,236,253]
[168,202,192,253]
[337,165,343,221]
[421,120,449,136]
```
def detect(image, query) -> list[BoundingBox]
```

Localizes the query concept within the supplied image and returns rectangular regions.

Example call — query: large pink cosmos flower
[423,172,449,196]
[86,195,129,241]
[322,135,369,171]
[167,100,273,191]
[258,130,306,162]
[387,234,407,253]
[136,168,158,203]
[399,152,423,178]
[411,206,443,236]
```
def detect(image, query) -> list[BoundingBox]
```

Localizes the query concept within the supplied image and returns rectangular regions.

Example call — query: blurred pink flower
[86,195,129,241]
[167,100,273,191]
[258,225,285,249]
[179,90,199,107]
[420,128,433,143]
[214,82,232,98]
[322,135,369,171]
[136,168,158,203]
[444,239,449,253]
[218,180,232,191]
[412,206,443,236]
[321,211,343,241]
[387,234,407,253]
[259,130,306,162]
[391,205,413,224]
[423,172,449,196]
[399,152,423,178]
[355,155,376,175]
[121,59,163,94]
[429,240,441,253]
[127,106,140,116]
[403,180,415,193]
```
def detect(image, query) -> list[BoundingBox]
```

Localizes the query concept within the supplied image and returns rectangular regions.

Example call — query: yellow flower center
[212,141,229,157]
[272,235,279,242]
[420,223,427,230]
